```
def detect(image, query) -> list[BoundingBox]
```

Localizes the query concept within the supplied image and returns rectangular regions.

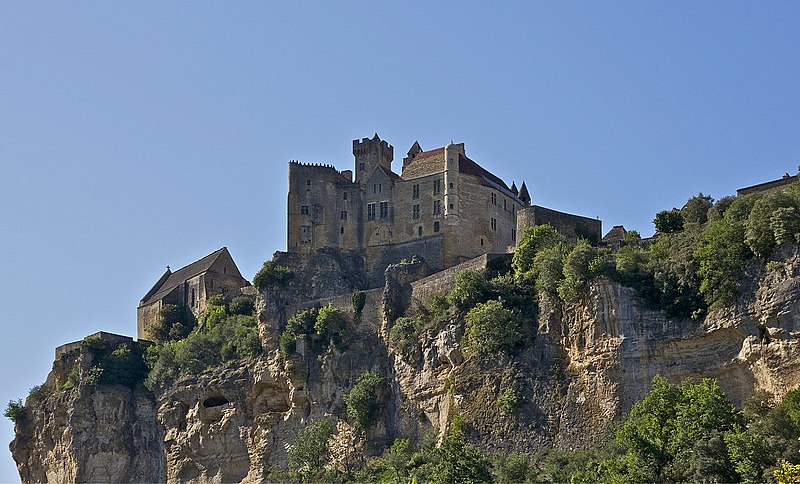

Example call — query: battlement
[288,160,353,180]
[352,135,393,154]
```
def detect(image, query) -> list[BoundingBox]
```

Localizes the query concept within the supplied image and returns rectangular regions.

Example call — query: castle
[287,134,601,279]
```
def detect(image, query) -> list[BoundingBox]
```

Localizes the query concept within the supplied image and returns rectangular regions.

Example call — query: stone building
[287,134,601,281]
[137,247,249,340]
[737,172,797,196]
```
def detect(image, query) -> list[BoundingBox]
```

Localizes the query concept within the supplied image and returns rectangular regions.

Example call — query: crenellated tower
[353,133,393,184]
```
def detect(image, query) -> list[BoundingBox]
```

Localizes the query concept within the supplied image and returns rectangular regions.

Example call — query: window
[340,210,347,220]
[433,200,441,215]
[412,184,420,199]
[359,162,365,171]
[504,198,507,210]
[341,227,344,234]
[512,228,517,242]
[306,179,312,186]
[491,193,497,205]
[434,180,441,194]
[191,288,196,306]
[418,226,423,236]
[380,201,389,219]
[491,218,497,231]
[481,238,484,246]
[367,203,376,221]
[373,184,382,194]
[434,221,440,233]
[412,204,420,219]
[300,225,311,242]
[449,203,454,209]
[343,192,347,200]
[301,205,309,215]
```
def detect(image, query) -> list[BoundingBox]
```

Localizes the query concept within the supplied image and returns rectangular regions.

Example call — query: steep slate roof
[140,247,228,306]
[602,225,627,244]
[401,147,444,179]
[458,154,510,191]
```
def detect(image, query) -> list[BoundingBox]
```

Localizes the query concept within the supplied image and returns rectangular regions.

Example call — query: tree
[746,192,799,259]
[430,417,492,483]
[288,419,334,474]
[253,260,294,290]
[558,239,599,303]
[4,399,25,423]
[512,224,566,284]
[654,208,685,234]
[345,372,386,428]
[695,219,749,308]
[463,299,522,356]
[682,192,714,225]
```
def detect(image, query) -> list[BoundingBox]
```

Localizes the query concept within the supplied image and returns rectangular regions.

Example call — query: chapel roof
[140,247,229,306]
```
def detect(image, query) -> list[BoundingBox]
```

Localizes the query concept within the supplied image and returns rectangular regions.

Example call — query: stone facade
[137,247,249,340]
[287,134,598,278]
[516,205,602,244]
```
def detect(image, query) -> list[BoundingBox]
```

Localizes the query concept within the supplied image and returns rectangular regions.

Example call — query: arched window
[434,221,440,233]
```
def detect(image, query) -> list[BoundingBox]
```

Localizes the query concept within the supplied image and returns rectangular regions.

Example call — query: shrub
[695,219,749,308]
[279,307,319,356]
[149,304,196,342]
[746,192,799,259]
[345,371,386,428]
[28,384,52,403]
[315,304,347,344]
[4,400,25,423]
[206,293,225,307]
[253,261,294,290]
[229,295,255,316]
[86,341,149,388]
[449,269,490,312]
[352,292,366,319]
[389,316,421,360]
[531,243,569,299]
[558,240,599,303]
[288,419,334,473]
[430,416,492,483]
[654,208,685,234]
[512,224,566,284]
[682,193,714,225]
[497,386,523,416]
[463,299,522,357]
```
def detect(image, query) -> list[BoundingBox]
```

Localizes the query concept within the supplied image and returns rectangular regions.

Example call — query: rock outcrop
[11,249,800,482]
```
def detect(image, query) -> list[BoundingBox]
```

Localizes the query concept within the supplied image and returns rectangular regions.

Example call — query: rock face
[12,249,800,482]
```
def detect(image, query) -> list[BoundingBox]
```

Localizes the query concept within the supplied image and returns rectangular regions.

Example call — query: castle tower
[353,133,394,184]
[443,142,464,224]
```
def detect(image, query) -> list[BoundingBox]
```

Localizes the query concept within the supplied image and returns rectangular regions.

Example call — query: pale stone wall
[392,173,442,244]
[516,205,602,244]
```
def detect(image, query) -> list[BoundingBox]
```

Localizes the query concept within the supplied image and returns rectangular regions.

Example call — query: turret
[402,141,422,169]
[518,181,531,206]
[444,142,464,222]
[510,181,518,196]
[353,133,393,184]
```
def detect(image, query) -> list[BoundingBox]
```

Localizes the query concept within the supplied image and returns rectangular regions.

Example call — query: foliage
[345,371,386,428]
[648,226,706,318]
[746,191,800,259]
[145,307,261,389]
[4,399,25,423]
[463,299,522,357]
[429,416,492,483]
[695,219,749,308]
[558,239,601,303]
[315,304,347,347]
[148,304,196,343]
[449,269,491,312]
[287,419,334,475]
[654,208,685,234]
[229,295,255,316]
[28,384,52,403]
[682,192,714,225]
[352,291,366,319]
[389,316,421,361]
[82,339,149,389]
[512,224,566,285]
[531,243,569,299]
[496,386,523,416]
[253,260,294,290]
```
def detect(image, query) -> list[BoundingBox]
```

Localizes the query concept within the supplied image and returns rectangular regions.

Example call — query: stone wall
[409,253,508,304]
[364,235,444,288]
[516,205,602,244]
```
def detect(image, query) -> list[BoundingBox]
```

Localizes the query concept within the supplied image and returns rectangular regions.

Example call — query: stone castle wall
[517,205,602,244]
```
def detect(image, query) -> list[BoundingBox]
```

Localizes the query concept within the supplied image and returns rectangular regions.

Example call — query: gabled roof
[140,247,229,306]
[458,154,510,191]
[376,164,400,181]
[602,225,627,244]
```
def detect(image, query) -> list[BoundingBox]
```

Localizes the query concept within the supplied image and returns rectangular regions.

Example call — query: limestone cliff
[11,249,800,482]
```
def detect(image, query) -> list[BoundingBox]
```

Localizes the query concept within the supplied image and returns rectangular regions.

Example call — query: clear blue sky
[1,2,799,481]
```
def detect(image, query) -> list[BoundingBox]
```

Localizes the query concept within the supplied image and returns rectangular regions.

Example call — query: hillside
[9,184,800,482]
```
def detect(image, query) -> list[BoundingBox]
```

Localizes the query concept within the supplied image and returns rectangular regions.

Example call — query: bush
[682,193,714,225]
[315,304,347,344]
[430,416,492,483]
[352,292,366,319]
[345,371,386,428]
[531,243,569,299]
[148,304,196,343]
[85,341,149,388]
[28,384,52,403]
[695,219,749,308]
[253,261,294,290]
[558,240,599,303]
[654,208,685,234]
[463,299,522,357]
[229,295,255,316]
[512,224,566,284]
[389,316,421,360]
[746,192,799,259]
[288,419,334,473]
[4,399,25,423]
[449,269,490,312]
[497,386,523,416]
[279,307,319,356]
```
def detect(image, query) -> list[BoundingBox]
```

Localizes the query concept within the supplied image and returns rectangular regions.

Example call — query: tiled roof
[458,154,510,191]
[377,164,400,181]
[401,148,445,179]
[140,247,228,306]
[602,225,627,243]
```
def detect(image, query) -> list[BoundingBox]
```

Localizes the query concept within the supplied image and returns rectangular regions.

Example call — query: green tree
[449,269,491,312]
[654,208,685,234]
[345,371,386,428]
[682,192,714,225]
[288,419,334,475]
[558,239,599,303]
[512,224,566,284]
[695,219,749,308]
[315,304,347,344]
[746,192,799,259]
[531,243,569,299]
[253,260,294,290]
[229,295,255,316]
[463,299,521,357]
[4,399,25,423]
[430,417,492,483]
